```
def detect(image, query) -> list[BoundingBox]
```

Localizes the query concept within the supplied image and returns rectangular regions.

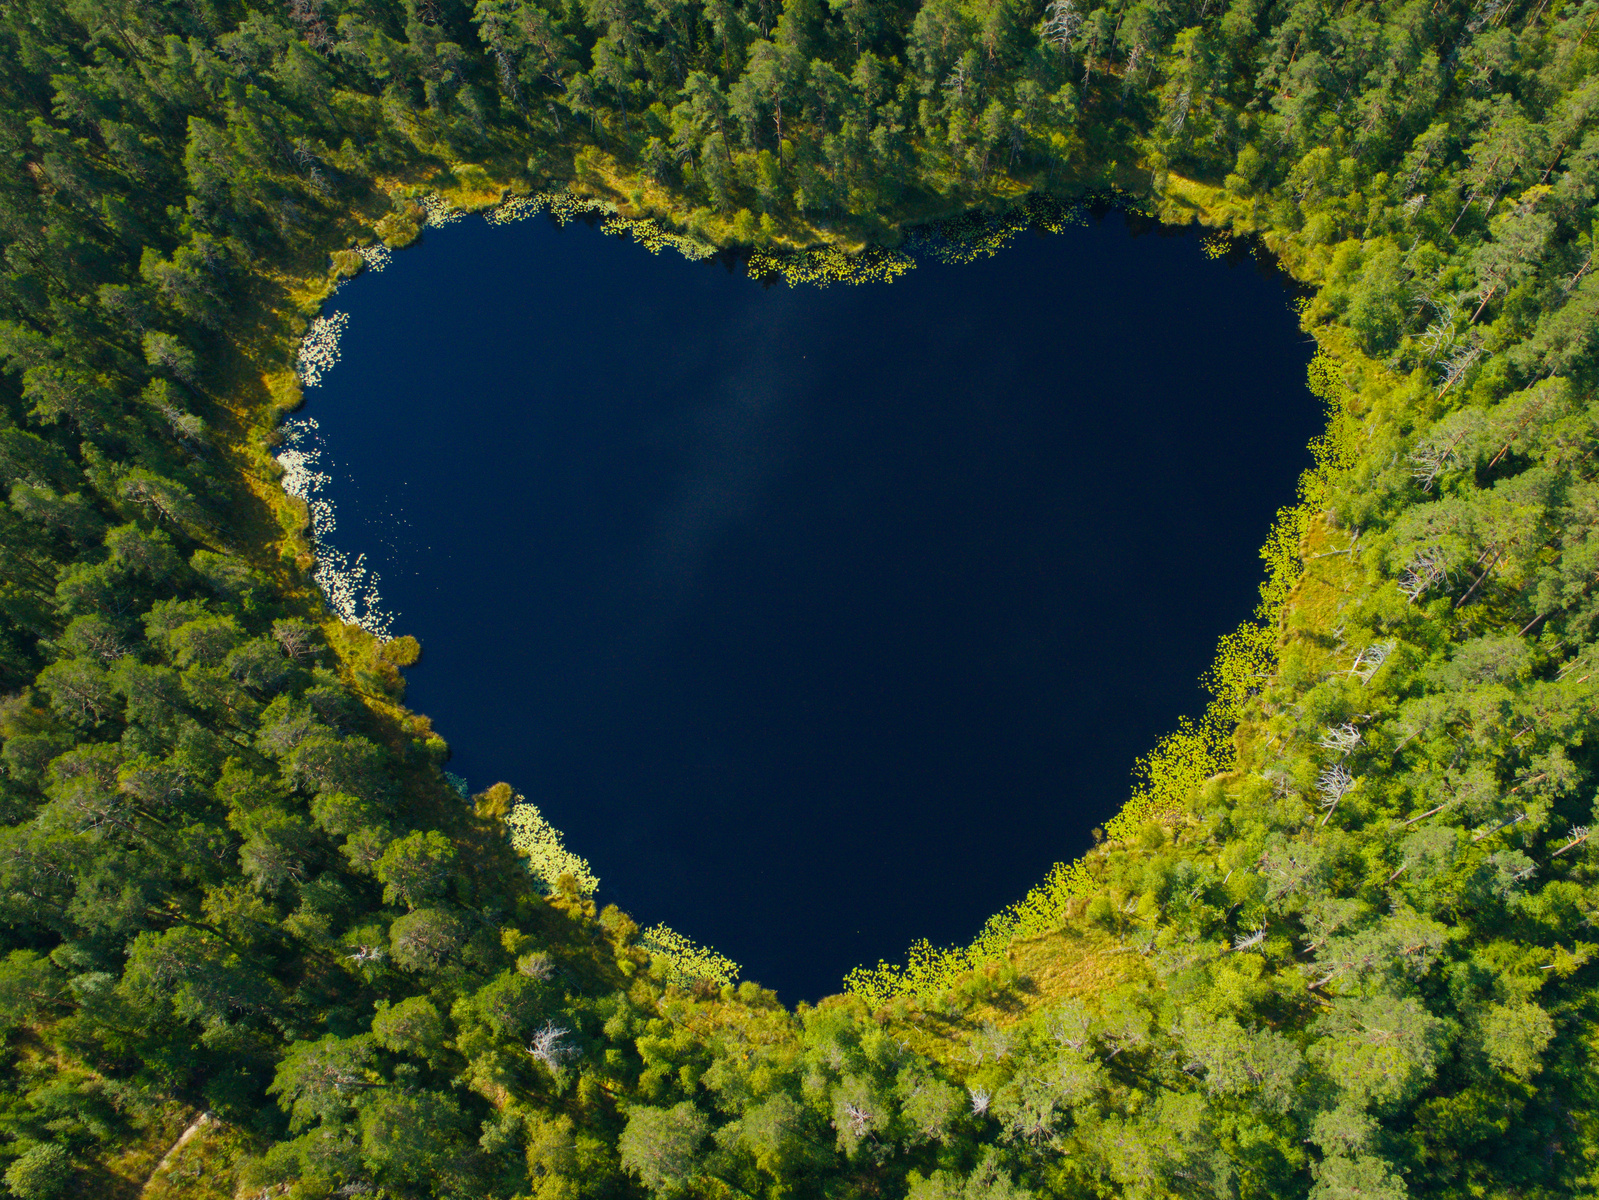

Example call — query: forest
[0,0,1597,1196]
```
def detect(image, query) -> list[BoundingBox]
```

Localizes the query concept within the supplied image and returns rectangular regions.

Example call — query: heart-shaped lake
[298,209,1317,1001]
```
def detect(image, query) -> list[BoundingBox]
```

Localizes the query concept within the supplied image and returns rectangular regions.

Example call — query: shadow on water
[303,209,1320,1002]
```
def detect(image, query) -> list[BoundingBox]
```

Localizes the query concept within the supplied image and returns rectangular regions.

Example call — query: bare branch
[526,1021,577,1073]
[1551,826,1590,858]
[1318,723,1364,758]
[1316,764,1356,828]
[1397,547,1449,603]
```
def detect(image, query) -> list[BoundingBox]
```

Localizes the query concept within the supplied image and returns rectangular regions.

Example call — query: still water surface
[305,211,1317,1001]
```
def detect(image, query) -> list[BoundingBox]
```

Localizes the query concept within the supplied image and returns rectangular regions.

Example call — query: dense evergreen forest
[0,0,1597,1195]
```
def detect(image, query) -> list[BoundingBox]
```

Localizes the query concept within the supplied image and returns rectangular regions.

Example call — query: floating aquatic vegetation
[749,195,1090,287]
[904,196,1090,267]
[274,417,394,640]
[505,796,599,896]
[545,190,602,225]
[312,544,391,640]
[486,190,715,258]
[420,192,465,227]
[498,786,738,986]
[444,771,470,799]
[356,242,392,272]
[600,212,715,260]
[638,924,741,987]
[908,210,1028,265]
[273,418,330,516]
[486,194,547,224]
[747,243,915,287]
[295,311,349,387]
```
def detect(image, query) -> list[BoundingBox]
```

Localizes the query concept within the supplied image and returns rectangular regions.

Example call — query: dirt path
[140,1111,211,1195]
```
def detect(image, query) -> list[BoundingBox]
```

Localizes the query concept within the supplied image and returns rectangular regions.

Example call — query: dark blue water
[306,211,1316,1001]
